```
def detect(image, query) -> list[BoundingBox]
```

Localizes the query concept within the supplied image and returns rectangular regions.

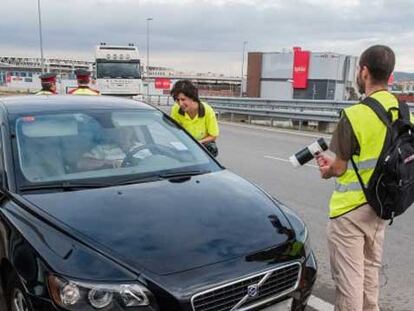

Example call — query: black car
[0,96,316,311]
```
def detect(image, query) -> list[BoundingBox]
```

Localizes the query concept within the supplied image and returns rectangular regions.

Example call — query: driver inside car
[77,127,151,170]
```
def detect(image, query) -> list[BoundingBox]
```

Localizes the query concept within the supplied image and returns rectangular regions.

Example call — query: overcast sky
[1,0,413,75]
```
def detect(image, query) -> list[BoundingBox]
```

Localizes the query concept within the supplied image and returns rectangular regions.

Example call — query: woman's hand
[199,135,216,144]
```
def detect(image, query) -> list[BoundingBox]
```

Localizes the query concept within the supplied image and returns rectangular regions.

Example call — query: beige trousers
[327,204,386,311]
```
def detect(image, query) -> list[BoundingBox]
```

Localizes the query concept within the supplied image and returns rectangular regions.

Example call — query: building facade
[0,56,93,92]
[1,56,241,97]
[246,48,359,101]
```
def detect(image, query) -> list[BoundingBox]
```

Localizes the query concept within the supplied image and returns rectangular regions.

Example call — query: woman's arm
[202,104,219,144]
[199,135,217,144]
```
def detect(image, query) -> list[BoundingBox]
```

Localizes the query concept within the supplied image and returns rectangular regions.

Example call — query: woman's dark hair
[359,45,395,84]
[170,80,200,103]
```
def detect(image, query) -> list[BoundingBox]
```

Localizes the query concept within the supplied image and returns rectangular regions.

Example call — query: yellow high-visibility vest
[35,90,56,95]
[69,87,100,96]
[329,91,401,218]
[170,102,219,141]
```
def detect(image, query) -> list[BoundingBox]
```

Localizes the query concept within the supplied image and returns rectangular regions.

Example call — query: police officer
[68,69,100,96]
[315,45,410,310]
[35,72,57,95]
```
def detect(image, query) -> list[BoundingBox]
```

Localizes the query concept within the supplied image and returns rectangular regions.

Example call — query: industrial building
[0,56,241,96]
[0,56,93,92]
[246,48,359,101]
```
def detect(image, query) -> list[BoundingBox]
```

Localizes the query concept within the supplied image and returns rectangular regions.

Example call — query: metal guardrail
[136,94,414,124]
[203,97,351,123]
[204,96,355,109]
[134,94,173,106]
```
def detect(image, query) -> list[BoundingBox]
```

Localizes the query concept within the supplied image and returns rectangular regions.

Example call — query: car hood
[22,170,294,275]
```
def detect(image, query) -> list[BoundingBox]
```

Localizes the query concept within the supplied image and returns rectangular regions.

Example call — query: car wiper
[113,175,163,186]
[19,181,113,192]
[76,171,209,188]
[159,169,210,179]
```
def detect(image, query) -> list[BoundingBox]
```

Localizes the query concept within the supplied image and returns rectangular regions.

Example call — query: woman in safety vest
[170,80,219,156]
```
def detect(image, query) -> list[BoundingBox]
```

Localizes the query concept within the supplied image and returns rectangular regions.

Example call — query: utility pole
[240,41,247,97]
[37,0,45,73]
[146,17,153,98]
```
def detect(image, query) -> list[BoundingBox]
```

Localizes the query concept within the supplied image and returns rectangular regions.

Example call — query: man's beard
[357,74,365,95]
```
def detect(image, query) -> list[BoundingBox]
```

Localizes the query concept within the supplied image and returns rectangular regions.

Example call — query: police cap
[74,69,91,79]
[39,72,57,83]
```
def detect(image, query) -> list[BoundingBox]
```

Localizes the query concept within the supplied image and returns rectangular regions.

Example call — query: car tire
[6,272,33,311]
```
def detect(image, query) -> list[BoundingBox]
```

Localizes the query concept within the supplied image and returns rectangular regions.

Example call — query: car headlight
[295,223,311,257]
[48,274,151,310]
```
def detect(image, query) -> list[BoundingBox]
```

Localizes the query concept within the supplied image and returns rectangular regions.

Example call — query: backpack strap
[350,156,367,191]
[398,100,411,122]
[362,97,392,127]
[351,96,393,199]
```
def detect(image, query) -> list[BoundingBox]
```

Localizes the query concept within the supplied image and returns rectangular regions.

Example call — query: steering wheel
[121,143,182,167]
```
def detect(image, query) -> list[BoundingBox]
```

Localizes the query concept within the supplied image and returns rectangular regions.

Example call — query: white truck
[94,43,142,96]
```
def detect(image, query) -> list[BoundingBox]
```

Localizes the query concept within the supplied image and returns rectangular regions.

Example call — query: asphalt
[215,122,414,311]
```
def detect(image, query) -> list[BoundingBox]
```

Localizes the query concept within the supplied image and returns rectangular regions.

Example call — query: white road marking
[308,295,335,311]
[219,121,331,139]
[264,155,319,169]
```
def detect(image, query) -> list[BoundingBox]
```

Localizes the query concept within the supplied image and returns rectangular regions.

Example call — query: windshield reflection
[14,110,216,186]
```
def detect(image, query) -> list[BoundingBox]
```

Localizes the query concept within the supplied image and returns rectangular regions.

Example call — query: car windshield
[13,109,220,187]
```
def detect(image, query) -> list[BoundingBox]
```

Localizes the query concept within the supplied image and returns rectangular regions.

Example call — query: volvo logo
[247,284,259,298]
[230,272,273,311]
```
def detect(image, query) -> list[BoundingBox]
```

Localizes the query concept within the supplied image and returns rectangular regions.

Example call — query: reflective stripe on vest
[346,158,377,170]
[335,181,364,193]
[329,91,399,218]
[335,158,377,193]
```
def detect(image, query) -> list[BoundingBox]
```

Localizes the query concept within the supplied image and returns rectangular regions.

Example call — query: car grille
[191,262,301,311]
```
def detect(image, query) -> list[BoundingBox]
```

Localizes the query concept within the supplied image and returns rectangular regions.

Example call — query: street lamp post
[146,17,153,98]
[37,0,45,73]
[240,41,248,97]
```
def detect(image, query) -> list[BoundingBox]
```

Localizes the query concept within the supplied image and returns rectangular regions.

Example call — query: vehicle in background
[95,43,142,96]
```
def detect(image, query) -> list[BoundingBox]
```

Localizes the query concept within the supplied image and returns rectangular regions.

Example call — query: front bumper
[25,252,317,311]
[255,251,317,311]
[185,252,317,311]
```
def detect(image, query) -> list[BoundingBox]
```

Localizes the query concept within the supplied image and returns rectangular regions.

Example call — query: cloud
[0,0,413,74]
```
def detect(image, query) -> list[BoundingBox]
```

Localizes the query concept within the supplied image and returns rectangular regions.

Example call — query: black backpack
[351,97,414,224]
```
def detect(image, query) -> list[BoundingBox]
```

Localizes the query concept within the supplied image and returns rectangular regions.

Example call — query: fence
[136,94,414,124]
